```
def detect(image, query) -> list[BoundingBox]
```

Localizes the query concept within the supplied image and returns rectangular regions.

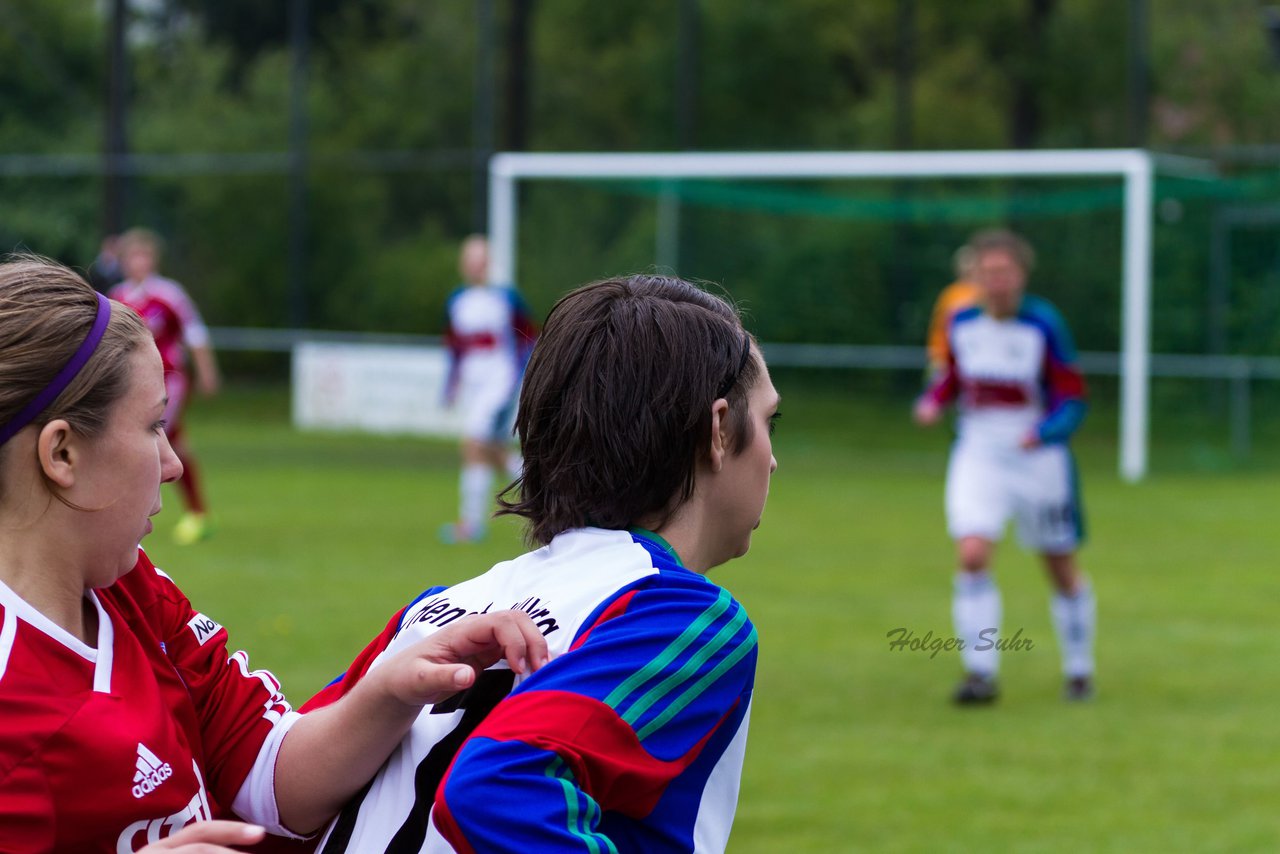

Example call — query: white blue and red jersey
[923,295,1087,449]
[304,527,758,853]
[923,295,1088,551]
[443,285,537,400]
[0,549,300,852]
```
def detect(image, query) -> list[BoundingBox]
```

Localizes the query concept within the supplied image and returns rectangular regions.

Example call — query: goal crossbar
[489,149,1153,482]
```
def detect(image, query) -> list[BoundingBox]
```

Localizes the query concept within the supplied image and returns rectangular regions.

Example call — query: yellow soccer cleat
[172,512,212,546]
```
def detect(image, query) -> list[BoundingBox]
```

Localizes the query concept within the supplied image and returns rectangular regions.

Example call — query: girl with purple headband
[0,256,548,853]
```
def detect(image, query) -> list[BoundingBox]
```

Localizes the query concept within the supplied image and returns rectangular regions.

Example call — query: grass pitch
[150,379,1280,852]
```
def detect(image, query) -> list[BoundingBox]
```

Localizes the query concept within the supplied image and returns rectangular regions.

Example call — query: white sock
[1051,582,1096,678]
[953,571,1001,677]
[460,463,494,534]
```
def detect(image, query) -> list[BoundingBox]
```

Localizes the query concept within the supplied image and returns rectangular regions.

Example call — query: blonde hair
[117,227,165,261]
[0,255,150,455]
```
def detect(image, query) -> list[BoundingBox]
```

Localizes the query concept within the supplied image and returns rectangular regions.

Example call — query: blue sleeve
[434,578,757,852]
[1038,398,1088,444]
[1023,297,1088,444]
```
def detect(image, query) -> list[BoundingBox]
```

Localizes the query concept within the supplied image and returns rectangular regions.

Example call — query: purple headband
[0,292,112,446]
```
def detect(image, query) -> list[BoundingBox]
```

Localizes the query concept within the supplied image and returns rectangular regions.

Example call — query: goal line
[488,150,1154,482]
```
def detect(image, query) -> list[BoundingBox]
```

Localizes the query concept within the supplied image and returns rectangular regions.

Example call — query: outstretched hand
[138,820,264,852]
[273,610,551,834]
[913,397,942,426]
[380,610,551,706]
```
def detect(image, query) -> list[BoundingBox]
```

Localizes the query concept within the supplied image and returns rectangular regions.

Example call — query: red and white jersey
[109,276,211,376]
[0,550,300,853]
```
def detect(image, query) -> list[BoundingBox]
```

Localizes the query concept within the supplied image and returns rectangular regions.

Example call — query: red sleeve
[921,350,960,408]
[1045,352,1087,402]
[444,321,463,360]
[442,290,464,399]
[513,297,538,346]
[513,312,538,347]
[244,605,410,854]
[124,551,293,811]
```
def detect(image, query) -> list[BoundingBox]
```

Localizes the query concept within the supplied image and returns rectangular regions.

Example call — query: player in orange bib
[925,244,982,380]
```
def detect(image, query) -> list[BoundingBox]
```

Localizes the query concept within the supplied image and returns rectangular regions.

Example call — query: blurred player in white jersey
[915,229,1096,704]
[439,235,538,544]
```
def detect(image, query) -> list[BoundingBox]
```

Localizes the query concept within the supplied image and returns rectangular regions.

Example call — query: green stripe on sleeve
[621,604,749,727]
[636,626,758,741]
[603,588,734,712]
[543,755,618,854]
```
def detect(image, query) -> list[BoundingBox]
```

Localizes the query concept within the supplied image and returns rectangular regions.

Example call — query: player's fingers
[140,820,265,851]
[432,661,478,695]
[488,610,550,674]
[432,611,548,675]
[437,614,526,673]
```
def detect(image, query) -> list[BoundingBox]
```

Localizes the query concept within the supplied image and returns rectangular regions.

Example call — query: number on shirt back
[321,669,516,854]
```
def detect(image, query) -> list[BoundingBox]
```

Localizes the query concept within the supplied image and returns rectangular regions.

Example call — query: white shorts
[461,379,518,442]
[457,356,519,443]
[945,440,1084,554]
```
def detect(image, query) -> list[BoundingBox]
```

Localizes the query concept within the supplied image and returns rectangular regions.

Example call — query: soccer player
[0,255,548,853]
[439,234,538,544]
[108,228,220,545]
[303,274,778,852]
[914,229,1095,704]
[924,243,982,379]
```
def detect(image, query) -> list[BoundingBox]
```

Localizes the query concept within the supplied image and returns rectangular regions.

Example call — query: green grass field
[148,378,1280,852]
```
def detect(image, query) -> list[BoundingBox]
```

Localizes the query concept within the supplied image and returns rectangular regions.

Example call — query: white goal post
[488,150,1154,482]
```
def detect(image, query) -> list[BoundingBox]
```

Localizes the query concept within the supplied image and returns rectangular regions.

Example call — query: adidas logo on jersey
[118,760,214,851]
[131,743,174,799]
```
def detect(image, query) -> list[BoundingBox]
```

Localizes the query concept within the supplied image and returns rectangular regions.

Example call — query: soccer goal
[487,150,1155,482]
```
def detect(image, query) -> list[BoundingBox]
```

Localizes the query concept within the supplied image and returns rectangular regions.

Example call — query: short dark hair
[498,275,759,546]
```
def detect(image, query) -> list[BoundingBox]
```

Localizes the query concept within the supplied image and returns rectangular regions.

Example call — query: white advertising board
[291,342,466,437]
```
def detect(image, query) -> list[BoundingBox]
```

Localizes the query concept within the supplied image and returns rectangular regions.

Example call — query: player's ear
[36,419,79,489]
[707,398,729,474]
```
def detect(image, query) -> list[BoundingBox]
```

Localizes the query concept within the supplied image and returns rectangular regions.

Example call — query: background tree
[0,0,1277,357]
